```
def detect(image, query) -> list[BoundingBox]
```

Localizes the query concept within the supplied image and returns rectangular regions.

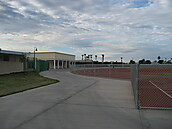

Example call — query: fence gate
[37,60,49,72]
[25,58,49,72]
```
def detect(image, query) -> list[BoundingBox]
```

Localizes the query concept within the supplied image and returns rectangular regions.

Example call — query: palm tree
[84,54,86,60]
[90,55,92,60]
[121,57,123,63]
[95,55,97,61]
[102,54,104,63]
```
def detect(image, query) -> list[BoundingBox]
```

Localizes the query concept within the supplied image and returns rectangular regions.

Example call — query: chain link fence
[71,64,172,109]
[138,64,172,109]
[71,64,131,80]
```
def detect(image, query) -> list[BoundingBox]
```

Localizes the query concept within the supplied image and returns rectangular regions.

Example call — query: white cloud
[0,0,172,62]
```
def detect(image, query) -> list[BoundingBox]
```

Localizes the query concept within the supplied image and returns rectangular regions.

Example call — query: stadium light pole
[34,47,38,70]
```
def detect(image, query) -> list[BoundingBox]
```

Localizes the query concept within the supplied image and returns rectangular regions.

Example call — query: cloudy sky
[0,0,172,62]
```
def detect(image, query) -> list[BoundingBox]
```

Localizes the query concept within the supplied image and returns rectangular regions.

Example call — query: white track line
[149,81,172,99]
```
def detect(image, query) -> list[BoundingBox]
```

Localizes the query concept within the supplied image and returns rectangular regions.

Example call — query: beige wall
[0,55,24,75]
[27,52,75,61]
[0,61,23,75]
[34,53,56,60]
[27,52,75,69]
[55,53,75,61]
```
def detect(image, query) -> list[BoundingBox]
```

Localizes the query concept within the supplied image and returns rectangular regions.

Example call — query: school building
[27,52,75,69]
[0,49,26,75]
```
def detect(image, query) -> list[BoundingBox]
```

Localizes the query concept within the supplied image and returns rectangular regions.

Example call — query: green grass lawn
[144,73,172,75]
[0,72,59,97]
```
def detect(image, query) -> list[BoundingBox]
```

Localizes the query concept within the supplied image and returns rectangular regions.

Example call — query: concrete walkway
[0,70,171,129]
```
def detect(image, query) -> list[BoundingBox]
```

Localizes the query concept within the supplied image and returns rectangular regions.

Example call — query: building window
[3,55,10,61]
[0,55,3,61]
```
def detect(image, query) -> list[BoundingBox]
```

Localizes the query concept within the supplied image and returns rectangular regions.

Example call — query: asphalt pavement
[0,70,171,129]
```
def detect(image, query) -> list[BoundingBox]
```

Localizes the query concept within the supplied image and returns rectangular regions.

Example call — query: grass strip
[0,71,59,97]
[144,73,172,76]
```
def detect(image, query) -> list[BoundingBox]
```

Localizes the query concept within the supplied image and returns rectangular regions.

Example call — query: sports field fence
[136,64,172,109]
[71,64,172,110]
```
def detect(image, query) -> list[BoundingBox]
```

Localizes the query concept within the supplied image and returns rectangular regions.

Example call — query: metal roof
[0,49,26,55]
[31,52,75,56]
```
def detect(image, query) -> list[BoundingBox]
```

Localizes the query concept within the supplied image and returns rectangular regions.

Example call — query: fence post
[135,63,140,109]
[109,67,111,78]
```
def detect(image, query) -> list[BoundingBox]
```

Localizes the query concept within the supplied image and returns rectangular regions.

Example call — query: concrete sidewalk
[0,70,171,129]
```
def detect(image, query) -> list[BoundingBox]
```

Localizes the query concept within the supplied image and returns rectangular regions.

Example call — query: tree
[95,55,97,61]
[90,55,92,60]
[158,60,164,64]
[166,60,172,64]
[84,54,86,60]
[88,55,90,60]
[129,60,136,64]
[157,56,161,60]
[102,54,104,63]
[85,55,89,60]
[138,59,146,64]
[145,60,151,64]
[120,57,123,63]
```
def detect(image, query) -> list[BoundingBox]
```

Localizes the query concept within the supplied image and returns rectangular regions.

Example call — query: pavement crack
[139,110,145,129]
[13,80,99,129]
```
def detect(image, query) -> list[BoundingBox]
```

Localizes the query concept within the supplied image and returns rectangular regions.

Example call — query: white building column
[53,60,56,69]
[62,60,64,69]
[57,60,60,69]
[65,60,67,68]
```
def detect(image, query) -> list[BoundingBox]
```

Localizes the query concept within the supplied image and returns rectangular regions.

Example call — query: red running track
[72,68,131,80]
[72,68,172,109]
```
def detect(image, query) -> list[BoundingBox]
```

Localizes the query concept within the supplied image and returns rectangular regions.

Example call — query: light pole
[34,47,38,70]
[121,57,123,64]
